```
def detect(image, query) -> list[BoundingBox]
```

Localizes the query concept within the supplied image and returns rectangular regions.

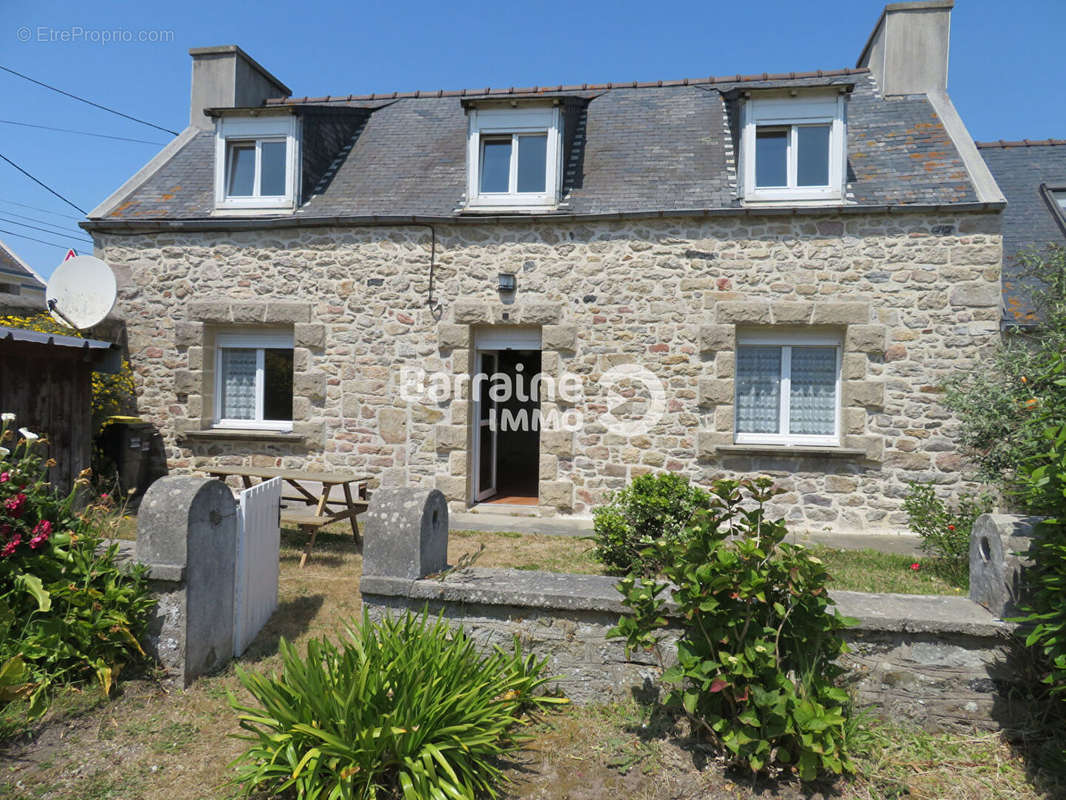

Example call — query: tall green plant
[1013,423,1066,701]
[230,610,565,800]
[608,478,856,780]
[943,244,1066,509]
[592,472,710,576]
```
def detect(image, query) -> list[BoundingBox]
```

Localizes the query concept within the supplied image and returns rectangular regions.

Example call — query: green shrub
[608,477,856,781]
[942,244,1066,509]
[592,472,709,576]
[0,413,154,735]
[1014,423,1066,702]
[230,610,566,799]
[902,482,994,589]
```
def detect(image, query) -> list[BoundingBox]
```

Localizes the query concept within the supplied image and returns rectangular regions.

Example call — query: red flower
[3,493,26,518]
[910,562,921,571]
[1,534,20,558]
[29,519,51,549]
[947,524,955,531]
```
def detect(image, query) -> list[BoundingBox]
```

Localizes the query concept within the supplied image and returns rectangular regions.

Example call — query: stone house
[0,238,47,314]
[84,1,1007,533]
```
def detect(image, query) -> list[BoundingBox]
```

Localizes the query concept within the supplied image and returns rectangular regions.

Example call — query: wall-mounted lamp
[497,273,517,293]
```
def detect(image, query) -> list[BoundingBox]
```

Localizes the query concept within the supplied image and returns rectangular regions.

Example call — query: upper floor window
[742,94,845,203]
[466,106,560,210]
[214,115,299,211]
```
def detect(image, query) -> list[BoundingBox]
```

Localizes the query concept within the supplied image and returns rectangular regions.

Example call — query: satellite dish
[45,255,117,330]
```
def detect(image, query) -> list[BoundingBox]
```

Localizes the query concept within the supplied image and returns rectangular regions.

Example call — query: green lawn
[450,530,963,596]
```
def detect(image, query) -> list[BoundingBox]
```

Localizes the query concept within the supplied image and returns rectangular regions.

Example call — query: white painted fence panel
[234,477,281,656]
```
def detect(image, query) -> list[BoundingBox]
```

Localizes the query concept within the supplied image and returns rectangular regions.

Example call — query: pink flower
[0,472,8,483]
[1,534,20,557]
[3,493,26,518]
[910,562,921,571]
[100,493,109,501]
[29,519,51,549]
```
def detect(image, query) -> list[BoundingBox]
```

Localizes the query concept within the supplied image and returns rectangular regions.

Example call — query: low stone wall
[360,487,1019,731]
[362,570,1014,730]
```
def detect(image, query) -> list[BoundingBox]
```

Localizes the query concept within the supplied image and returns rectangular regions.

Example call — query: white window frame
[741,94,846,203]
[214,115,300,211]
[734,330,842,447]
[466,106,561,210]
[214,331,294,432]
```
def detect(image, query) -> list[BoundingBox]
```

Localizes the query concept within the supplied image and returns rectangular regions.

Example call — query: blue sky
[0,0,1063,283]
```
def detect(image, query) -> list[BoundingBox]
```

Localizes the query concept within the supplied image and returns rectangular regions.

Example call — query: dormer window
[466,106,560,210]
[742,94,845,203]
[214,115,299,211]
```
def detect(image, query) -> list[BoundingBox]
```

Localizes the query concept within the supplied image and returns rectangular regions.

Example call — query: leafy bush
[942,244,1066,509]
[1013,423,1066,705]
[608,477,856,781]
[592,472,709,576]
[230,610,566,799]
[0,413,154,732]
[902,482,994,589]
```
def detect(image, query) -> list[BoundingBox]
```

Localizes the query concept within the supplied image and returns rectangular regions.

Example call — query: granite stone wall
[361,570,1015,731]
[96,209,1001,533]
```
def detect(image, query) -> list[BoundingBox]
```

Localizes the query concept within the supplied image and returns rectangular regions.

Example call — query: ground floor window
[734,331,840,446]
[214,331,294,431]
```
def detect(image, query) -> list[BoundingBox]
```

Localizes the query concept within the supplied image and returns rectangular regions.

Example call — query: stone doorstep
[362,567,1012,637]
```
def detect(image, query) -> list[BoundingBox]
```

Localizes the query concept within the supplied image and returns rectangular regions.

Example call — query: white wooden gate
[233,477,281,656]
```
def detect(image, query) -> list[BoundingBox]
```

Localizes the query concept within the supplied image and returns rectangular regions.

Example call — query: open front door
[473,350,498,501]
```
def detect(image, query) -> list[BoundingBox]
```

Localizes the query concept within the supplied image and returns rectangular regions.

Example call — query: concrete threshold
[450,511,922,554]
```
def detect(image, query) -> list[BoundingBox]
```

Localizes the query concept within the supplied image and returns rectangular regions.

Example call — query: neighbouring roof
[0,238,47,298]
[89,69,983,226]
[977,140,1066,324]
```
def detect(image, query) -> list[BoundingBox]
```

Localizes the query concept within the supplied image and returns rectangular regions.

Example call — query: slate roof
[92,69,981,223]
[977,140,1066,324]
[0,238,47,310]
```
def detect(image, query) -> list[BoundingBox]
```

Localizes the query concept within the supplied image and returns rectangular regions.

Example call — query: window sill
[461,204,560,215]
[741,196,845,208]
[180,428,305,445]
[718,444,866,458]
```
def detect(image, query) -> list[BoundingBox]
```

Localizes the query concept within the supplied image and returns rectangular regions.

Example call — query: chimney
[187,46,292,130]
[857,1,953,96]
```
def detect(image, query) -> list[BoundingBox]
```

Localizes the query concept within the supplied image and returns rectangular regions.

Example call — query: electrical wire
[0,215,92,243]
[0,227,81,249]
[0,65,179,136]
[0,198,79,221]
[0,119,165,146]
[0,208,85,229]
[0,153,86,214]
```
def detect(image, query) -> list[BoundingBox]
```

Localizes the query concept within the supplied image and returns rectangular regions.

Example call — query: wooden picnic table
[205,466,369,567]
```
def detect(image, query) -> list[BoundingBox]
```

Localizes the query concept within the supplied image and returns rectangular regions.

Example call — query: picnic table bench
[205,466,369,567]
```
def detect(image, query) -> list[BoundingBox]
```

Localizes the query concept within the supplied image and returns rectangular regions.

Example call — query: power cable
[0,152,86,214]
[0,227,81,249]
[0,198,80,220]
[0,119,165,146]
[0,64,179,136]
[0,215,92,243]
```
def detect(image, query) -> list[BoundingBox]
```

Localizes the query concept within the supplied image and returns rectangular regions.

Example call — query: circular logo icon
[598,364,666,437]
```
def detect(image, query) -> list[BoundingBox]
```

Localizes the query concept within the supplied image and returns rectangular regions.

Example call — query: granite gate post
[136,475,238,686]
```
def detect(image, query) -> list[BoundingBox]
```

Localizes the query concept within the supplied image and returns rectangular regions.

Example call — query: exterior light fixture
[498,273,517,293]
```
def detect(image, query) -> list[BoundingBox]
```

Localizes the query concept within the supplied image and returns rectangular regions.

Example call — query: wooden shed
[0,325,121,492]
